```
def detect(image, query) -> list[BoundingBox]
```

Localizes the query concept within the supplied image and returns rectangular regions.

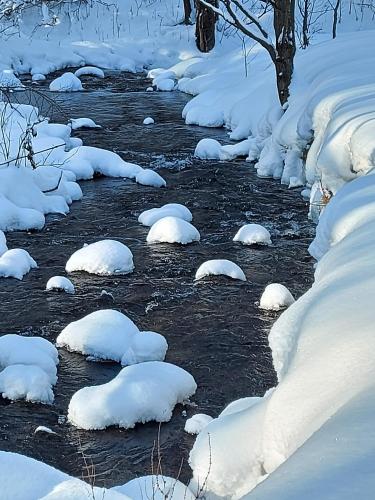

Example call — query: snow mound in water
[0,231,7,256]
[70,118,101,130]
[114,475,195,500]
[194,138,233,160]
[57,310,168,365]
[156,79,175,91]
[41,480,128,499]
[0,249,37,280]
[143,117,155,125]
[136,169,166,188]
[233,223,272,246]
[74,66,105,79]
[49,73,83,92]
[195,259,246,281]
[66,240,134,276]
[32,73,46,82]
[63,146,142,180]
[0,334,58,403]
[139,203,192,226]
[147,217,200,245]
[0,70,23,88]
[46,276,75,294]
[259,283,295,311]
[185,414,213,435]
[0,365,55,404]
[68,361,197,430]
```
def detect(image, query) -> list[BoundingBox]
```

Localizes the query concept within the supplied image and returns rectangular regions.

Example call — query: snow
[46,276,75,294]
[0,230,8,255]
[65,240,134,276]
[68,361,197,430]
[147,217,200,245]
[135,169,166,188]
[114,475,195,500]
[143,117,155,125]
[0,249,37,280]
[34,426,57,435]
[156,78,175,92]
[0,451,130,500]
[74,66,105,79]
[259,284,295,311]
[184,414,213,435]
[49,72,83,92]
[139,203,192,226]
[0,69,23,88]
[194,138,233,160]
[195,259,246,282]
[32,73,46,82]
[70,118,101,130]
[0,334,58,403]
[56,309,168,365]
[233,224,272,246]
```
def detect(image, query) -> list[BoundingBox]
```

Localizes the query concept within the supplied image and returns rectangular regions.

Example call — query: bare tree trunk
[183,0,193,24]
[332,0,341,39]
[195,0,217,52]
[274,0,296,105]
[301,0,309,48]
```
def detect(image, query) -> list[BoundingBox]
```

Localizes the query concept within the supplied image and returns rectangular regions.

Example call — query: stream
[0,72,314,488]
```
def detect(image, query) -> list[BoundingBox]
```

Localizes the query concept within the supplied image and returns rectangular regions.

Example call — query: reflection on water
[0,72,314,487]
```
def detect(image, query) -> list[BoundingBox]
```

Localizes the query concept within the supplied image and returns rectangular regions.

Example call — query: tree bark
[183,0,193,24]
[274,0,296,105]
[195,0,217,53]
[332,0,341,39]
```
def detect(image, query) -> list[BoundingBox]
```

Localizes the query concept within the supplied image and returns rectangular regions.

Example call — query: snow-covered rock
[56,310,168,365]
[0,334,58,403]
[0,249,37,280]
[68,361,197,430]
[49,72,83,92]
[233,224,272,246]
[74,66,105,79]
[146,87,154,92]
[66,240,134,276]
[0,230,8,256]
[46,276,75,294]
[259,284,295,311]
[185,414,213,435]
[156,78,175,92]
[135,169,166,188]
[114,475,195,500]
[143,117,155,125]
[138,203,192,226]
[32,73,46,82]
[0,70,23,88]
[194,138,233,160]
[147,217,200,245]
[70,118,101,130]
[195,259,246,282]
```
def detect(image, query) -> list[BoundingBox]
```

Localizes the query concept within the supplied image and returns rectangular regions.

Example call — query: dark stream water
[0,72,314,488]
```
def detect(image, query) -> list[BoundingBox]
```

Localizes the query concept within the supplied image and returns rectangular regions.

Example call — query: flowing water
[0,72,315,488]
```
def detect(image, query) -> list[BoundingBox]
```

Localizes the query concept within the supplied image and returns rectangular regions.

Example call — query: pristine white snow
[156,78,175,92]
[138,203,192,226]
[70,118,101,130]
[0,249,37,280]
[195,259,246,282]
[0,230,8,256]
[143,117,155,125]
[185,414,213,435]
[233,224,272,246]
[259,284,295,311]
[32,73,46,82]
[114,475,195,500]
[135,169,166,188]
[0,69,23,88]
[46,276,75,294]
[56,310,168,365]
[74,66,105,79]
[49,72,83,92]
[194,138,233,161]
[68,361,197,430]
[147,217,200,245]
[0,334,58,403]
[65,240,134,276]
